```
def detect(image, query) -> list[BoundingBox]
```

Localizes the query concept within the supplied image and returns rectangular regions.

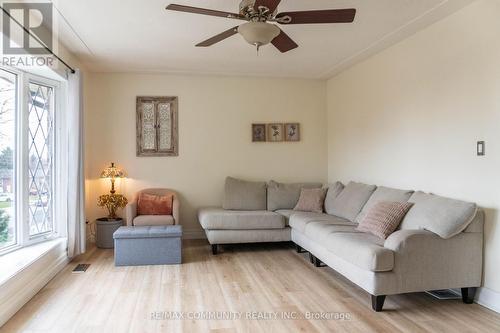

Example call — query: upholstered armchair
[125,188,180,226]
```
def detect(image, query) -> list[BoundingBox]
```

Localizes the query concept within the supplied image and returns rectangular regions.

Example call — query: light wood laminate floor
[2,240,500,333]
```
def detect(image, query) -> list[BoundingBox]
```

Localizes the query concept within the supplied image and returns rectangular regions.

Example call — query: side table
[96,218,123,249]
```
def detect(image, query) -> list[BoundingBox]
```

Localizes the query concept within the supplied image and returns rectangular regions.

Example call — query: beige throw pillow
[293,188,327,213]
[357,201,414,239]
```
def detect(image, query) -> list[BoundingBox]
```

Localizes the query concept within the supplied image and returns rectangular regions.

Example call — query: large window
[0,67,59,253]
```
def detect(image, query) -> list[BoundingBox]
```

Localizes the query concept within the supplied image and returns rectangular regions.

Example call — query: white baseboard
[0,241,69,327]
[476,287,500,314]
[183,228,206,240]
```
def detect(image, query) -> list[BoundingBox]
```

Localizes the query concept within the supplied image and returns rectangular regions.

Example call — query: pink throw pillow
[137,193,173,215]
[357,201,413,239]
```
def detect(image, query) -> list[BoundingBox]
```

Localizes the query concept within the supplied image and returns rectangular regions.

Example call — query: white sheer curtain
[66,69,86,258]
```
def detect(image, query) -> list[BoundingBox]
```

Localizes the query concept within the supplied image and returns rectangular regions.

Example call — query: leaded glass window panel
[28,82,54,236]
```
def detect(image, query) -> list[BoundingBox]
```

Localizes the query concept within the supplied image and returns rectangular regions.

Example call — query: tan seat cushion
[304,222,358,244]
[289,212,352,233]
[198,208,285,230]
[133,215,174,226]
[322,232,394,272]
[275,209,295,226]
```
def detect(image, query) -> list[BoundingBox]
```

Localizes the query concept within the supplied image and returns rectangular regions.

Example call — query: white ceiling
[53,0,474,78]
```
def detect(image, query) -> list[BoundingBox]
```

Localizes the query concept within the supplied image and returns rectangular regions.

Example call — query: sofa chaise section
[199,208,286,230]
[198,208,291,254]
[199,178,323,254]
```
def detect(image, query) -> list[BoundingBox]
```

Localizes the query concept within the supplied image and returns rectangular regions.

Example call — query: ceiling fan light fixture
[238,22,280,48]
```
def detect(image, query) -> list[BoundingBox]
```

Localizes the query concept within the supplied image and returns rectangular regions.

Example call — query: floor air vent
[426,289,461,300]
[72,264,90,273]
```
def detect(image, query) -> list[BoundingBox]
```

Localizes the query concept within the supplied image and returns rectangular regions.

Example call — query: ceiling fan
[166,0,356,53]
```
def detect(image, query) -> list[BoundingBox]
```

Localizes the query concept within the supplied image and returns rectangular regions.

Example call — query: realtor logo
[1,2,53,55]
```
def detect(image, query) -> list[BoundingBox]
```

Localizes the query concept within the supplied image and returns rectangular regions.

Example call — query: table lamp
[100,162,125,194]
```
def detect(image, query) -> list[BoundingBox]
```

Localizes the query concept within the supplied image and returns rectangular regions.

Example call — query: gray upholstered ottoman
[113,225,182,266]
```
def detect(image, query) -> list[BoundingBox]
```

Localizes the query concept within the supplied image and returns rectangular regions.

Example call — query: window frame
[0,67,20,254]
[0,66,63,255]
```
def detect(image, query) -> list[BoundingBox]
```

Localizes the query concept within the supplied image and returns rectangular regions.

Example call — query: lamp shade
[238,22,280,47]
[100,162,124,179]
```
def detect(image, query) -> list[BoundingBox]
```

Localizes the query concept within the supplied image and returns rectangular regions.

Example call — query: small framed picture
[252,124,266,142]
[267,123,284,142]
[285,123,300,142]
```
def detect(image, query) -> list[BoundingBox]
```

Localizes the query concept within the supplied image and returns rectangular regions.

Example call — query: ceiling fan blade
[271,29,298,53]
[166,4,245,20]
[196,26,239,47]
[276,9,356,24]
[254,0,282,13]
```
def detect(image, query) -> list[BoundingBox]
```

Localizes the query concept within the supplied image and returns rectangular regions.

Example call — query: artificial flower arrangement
[97,194,128,219]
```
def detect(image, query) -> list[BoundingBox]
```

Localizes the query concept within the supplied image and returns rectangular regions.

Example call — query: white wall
[85,73,327,236]
[327,0,500,294]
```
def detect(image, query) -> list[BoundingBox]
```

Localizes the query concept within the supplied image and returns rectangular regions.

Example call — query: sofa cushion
[304,222,358,244]
[323,232,394,272]
[275,209,295,226]
[355,186,414,223]
[294,188,327,213]
[205,228,291,244]
[289,212,352,233]
[133,215,175,226]
[399,192,478,239]
[198,208,285,230]
[267,181,322,211]
[357,201,414,239]
[223,177,267,211]
[464,209,484,233]
[328,182,377,222]
[324,182,345,215]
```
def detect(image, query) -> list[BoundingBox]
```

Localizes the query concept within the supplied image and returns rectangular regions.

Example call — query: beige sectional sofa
[198,177,483,311]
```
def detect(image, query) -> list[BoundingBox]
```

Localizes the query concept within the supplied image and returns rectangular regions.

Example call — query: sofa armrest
[125,202,137,226]
[463,209,484,233]
[173,196,180,225]
[383,229,482,293]
[384,229,436,252]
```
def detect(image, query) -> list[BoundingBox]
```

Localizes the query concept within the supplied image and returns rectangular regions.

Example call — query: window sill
[0,238,67,286]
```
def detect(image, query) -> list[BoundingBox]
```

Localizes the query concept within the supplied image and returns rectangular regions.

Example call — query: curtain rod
[0,6,76,74]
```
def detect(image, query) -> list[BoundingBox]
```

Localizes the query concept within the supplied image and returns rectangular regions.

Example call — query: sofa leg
[211,244,218,255]
[371,295,386,312]
[313,257,326,267]
[309,253,315,264]
[295,244,305,253]
[461,287,477,304]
